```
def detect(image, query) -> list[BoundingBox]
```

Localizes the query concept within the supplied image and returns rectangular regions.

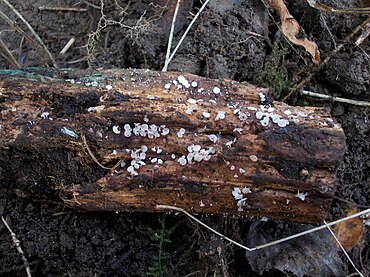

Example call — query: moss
[256,49,293,100]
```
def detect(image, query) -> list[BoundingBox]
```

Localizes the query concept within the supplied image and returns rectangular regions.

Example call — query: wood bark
[0,68,346,223]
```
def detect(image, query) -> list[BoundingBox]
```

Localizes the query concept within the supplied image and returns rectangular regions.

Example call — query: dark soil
[0,0,369,276]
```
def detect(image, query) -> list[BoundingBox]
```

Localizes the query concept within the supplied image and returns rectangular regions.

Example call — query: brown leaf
[333,207,364,251]
[246,221,344,277]
[266,0,321,64]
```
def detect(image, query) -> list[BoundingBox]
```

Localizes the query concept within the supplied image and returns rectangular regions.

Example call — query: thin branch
[324,220,364,277]
[0,38,20,68]
[282,16,370,101]
[156,205,370,252]
[81,134,123,170]
[162,0,210,71]
[0,9,48,66]
[38,6,87,12]
[301,90,370,107]
[1,216,32,277]
[355,20,370,46]
[1,0,57,67]
[162,0,181,72]
[306,0,370,14]
[60,37,76,55]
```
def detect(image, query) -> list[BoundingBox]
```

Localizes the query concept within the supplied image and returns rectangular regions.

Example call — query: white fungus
[208,134,218,143]
[41,112,49,119]
[215,111,225,121]
[185,108,193,115]
[295,191,308,201]
[61,127,79,138]
[171,154,176,159]
[256,111,264,120]
[178,155,187,166]
[233,128,243,134]
[260,116,270,127]
[202,111,211,118]
[238,112,249,121]
[164,83,171,89]
[187,98,197,104]
[277,119,289,127]
[249,155,258,162]
[213,87,221,94]
[191,81,198,87]
[178,75,187,84]
[232,187,243,200]
[161,127,170,136]
[113,126,121,134]
[177,128,186,138]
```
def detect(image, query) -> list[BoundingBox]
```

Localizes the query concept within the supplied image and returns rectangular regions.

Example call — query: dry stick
[38,6,87,12]
[306,0,370,14]
[162,0,181,72]
[355,20,370,46]
[324,220,364,277]
[162,0,210,71]
[81,134,123,170]
[282,16,370,102]
[60,37,76,55]
[1,0,57,68]
[0,10,49,66]
[301,90,370,107]
[156,205,370,252]
[0,38,20,68]
[1,216,32,277]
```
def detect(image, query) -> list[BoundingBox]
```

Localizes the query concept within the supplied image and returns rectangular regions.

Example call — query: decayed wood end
[0,68,346,223]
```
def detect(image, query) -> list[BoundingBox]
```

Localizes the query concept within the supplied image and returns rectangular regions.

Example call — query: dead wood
[0,68,346,223]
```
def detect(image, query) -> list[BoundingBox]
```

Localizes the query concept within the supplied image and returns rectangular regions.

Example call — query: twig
[82,0,101,10]
[306,0,370,14]
[301,90,370,107]
[1,0,57,67]
[324,220,364,277]
[0,38,20,68]
[282,16,370,101]
[156,205,370,252]
[81,134,123,170]
[60,37,76,55]
[355,20,370,46]
[38,6,87,12]
[1,216,32,277]
[162,0,181,72]
[156,205,254,251]
[162,0,210,71]
[0,10,48,66]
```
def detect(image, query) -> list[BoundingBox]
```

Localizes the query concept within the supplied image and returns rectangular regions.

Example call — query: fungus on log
[0,68,346,223]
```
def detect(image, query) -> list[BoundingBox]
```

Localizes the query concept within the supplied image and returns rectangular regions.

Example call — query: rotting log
[0,68,346,223]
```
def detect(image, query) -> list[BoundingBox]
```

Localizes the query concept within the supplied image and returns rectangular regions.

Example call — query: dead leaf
[246,220,344,277]
[266,0,321,64]
[333,207,364,251]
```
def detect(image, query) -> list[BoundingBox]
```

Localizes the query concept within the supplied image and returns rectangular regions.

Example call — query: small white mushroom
[249,155,258,162]
[213,87,221,94]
